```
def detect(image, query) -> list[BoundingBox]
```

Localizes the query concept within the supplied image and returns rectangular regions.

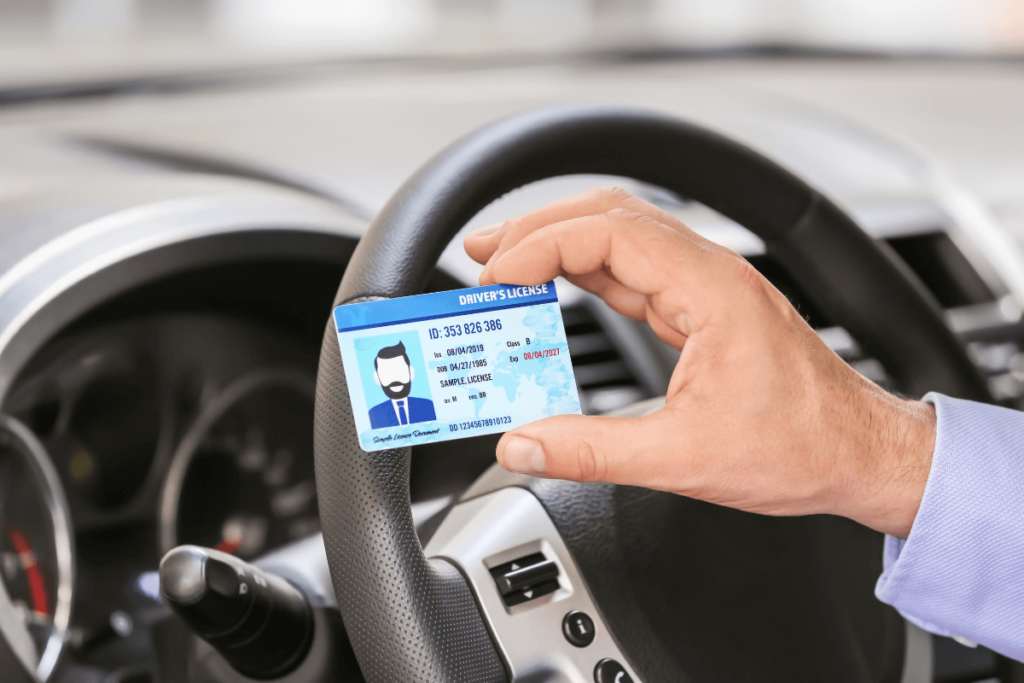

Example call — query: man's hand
[464,186,936,539]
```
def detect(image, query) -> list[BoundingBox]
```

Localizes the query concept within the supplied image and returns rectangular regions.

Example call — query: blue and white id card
[333,280,582,452]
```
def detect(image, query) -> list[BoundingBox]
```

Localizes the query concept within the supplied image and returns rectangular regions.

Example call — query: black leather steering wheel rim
[313,105,991,683]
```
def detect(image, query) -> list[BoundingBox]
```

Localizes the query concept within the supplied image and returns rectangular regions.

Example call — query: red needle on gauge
[9,528,49,617]
[215,537,242,555]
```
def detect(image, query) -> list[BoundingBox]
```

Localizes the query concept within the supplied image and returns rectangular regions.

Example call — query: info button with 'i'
[562,610,595,647]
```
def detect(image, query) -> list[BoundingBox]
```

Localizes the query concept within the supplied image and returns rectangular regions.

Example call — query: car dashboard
[0,56,1022,682]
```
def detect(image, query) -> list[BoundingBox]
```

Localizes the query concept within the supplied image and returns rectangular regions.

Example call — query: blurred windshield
[0,0,1021,87]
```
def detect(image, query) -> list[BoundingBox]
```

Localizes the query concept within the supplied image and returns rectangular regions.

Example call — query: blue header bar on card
[334,281,559,333]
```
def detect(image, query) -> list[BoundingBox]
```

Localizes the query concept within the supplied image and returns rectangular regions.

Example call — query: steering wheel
[312,106,990,682]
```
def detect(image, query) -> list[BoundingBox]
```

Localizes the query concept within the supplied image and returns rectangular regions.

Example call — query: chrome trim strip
[0,415,75,681]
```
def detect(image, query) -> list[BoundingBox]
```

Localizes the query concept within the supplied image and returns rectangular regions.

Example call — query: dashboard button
[496,559,559,596]
[490,552,561,606]
[562,610,595,647]
[594,658,633,683]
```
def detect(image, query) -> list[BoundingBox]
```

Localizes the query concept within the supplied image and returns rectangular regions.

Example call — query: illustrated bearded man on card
[368,341,437,429]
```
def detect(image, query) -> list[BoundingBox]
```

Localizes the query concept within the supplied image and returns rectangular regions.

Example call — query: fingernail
[501,436,546,476]
[472,224,501,237]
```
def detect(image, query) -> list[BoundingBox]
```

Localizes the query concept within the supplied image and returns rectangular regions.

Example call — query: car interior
[0,3,1022,683]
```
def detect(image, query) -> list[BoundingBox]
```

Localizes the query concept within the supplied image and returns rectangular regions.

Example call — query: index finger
[464,186,721,269]
[487,207,742,338]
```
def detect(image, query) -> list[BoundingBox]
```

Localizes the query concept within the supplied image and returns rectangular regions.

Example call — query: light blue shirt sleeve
[874,392,1024,661]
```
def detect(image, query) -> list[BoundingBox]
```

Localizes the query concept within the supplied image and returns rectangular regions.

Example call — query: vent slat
[574,360,634,388]
[567,332,616,357]
[561,306,598,330]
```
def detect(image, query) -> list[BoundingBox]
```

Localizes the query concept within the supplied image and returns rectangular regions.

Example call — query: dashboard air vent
[748,230,1024,407]
[562,306,649,415]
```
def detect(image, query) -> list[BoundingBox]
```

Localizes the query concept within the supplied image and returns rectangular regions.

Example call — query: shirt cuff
[874,392,1024,660]
[879,534,955,637]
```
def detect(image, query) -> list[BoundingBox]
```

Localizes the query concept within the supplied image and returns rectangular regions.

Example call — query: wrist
[833,384,937,538]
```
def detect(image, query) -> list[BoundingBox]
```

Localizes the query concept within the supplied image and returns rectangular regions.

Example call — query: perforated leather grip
[314,306,507,683]
[313,106,991,683]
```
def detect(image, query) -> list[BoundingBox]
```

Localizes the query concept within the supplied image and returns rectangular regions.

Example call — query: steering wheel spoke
[427,486,639,683]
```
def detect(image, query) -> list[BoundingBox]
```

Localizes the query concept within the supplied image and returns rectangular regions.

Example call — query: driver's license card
[333,281,582,452]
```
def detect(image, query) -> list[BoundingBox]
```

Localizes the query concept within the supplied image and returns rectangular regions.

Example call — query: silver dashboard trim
[901,622,934,683]
[0,186,366,402]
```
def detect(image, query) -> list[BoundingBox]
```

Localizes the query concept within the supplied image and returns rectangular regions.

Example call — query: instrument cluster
[0,314,321,681]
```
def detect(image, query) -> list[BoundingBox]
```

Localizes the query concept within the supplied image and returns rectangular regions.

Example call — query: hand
[464,187,936,539]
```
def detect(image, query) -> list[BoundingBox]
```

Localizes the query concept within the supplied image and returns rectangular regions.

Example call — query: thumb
[496,413,665,484]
